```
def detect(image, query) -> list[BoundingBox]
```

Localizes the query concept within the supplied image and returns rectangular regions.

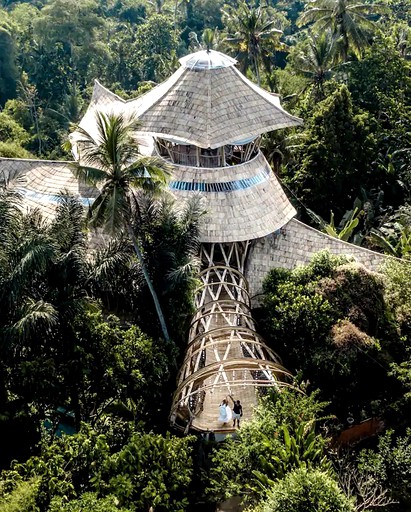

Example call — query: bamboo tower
[101,49,302,433]
[4,49,302,434]
[0,48,389,432]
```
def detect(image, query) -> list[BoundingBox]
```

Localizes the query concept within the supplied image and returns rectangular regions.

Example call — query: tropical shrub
[255,467,354,512]
[205,388,328,504]
[358,428,411,507]
[0,425,194,512]
[261,252,396,418]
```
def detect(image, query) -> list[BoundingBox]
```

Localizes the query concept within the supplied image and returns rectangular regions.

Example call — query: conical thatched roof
[70,49,299,242]
[77,49,302,149]
[136,50,302,148]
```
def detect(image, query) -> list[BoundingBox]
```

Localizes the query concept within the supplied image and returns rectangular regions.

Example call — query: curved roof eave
[74,51,303,150]
[135,117,301,149]
[134,58,303,148]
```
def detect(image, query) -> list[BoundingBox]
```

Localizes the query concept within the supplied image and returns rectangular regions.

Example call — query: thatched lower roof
[168,151,296,243]
[0,157,98,221]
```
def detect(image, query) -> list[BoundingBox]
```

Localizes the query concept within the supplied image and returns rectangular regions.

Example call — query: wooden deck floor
[191,372,258,432]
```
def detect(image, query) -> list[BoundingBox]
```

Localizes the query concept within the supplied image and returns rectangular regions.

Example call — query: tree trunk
[126,224,171,342]
[254,55,261,87]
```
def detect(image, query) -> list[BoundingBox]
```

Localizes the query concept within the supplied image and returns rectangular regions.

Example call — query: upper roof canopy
[76,49,302,150]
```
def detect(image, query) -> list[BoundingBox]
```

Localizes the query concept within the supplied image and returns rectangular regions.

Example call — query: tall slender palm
[223,3,283,85]
[72,111,172,342]
[136,193,205,339]
[292,30,340,99]
[297,0,385,61]
[0,188,92,424]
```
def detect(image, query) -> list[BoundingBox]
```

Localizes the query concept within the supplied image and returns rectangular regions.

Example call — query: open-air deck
[155,136,260,168]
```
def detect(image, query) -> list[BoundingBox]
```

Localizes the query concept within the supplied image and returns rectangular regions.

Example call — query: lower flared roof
[0,157,98,220]
[168,151,296,242]
[1,152,295,243]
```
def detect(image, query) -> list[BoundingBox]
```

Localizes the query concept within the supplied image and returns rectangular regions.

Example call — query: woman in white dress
[218,398,232,425]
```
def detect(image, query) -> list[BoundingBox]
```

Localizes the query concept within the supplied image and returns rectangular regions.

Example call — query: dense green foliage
[0,0,409,253]
[0,184,198,465]
[358,428,411,507]
[261,252,410,422]
[256,467,355,512]
[0,425,194,512]
[0,0,410,510]
[205,389,329,503]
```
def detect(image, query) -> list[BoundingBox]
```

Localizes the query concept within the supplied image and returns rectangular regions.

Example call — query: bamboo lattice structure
[170,242,292,433]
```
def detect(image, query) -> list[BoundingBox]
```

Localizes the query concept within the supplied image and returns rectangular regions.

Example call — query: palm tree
[189,28,223,52]
[72,111,172,342]
[136,193,205,340]
[291,30,340,99]
[223,2,283,85]
[0,188,93,424]
[297,0,386,61]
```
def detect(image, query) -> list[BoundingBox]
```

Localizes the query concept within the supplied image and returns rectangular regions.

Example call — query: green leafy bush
[205,389,328,503]
[0,426,194,512]
[256,467,354,512]
[358,428,411,506]
[261,251,394,417]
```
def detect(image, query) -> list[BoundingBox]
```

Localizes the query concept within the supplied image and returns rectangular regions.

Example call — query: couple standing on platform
[218,395,243,428]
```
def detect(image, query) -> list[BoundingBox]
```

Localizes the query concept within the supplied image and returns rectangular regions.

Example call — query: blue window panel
[18,188,95,205]
[168,167,270,193]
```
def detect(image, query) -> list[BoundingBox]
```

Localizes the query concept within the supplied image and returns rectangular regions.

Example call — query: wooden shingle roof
[168,151,296,242]
[0,157,98,220]
[136,50,302,148]
[76,50,302,150]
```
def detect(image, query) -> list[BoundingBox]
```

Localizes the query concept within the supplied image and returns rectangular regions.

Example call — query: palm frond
[11,299,59,341]
[10,236,56,288]
[50,193,87,251]
[71,163,108,186]
[88,184,130,235]
[167,257,201,290]
[89,237,132,286]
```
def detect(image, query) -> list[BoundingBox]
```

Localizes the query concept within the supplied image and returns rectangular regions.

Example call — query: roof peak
[179,49,237,70]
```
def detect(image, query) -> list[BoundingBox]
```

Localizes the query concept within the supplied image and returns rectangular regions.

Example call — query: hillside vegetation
[0,0,410,510]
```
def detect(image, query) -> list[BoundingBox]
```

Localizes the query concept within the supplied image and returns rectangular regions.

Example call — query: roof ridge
[231,67,302,125]
[135,66,188,118]
[0,157,74,165]
[206,69,212,147]
[92,80,125,104]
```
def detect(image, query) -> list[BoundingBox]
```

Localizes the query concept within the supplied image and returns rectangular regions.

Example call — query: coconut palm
[292,30,340,99]
[0,188,94,423]
[297,0,386,61]
[223,2,283,85]
[72,111,172,342]
[135,193,205,339]
[189,28,223,52]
